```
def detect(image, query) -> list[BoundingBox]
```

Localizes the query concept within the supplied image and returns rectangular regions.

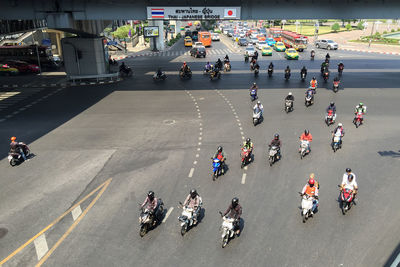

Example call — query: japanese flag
[224,9,237,18]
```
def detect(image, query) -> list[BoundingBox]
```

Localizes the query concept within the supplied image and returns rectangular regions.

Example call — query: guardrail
[68,72,119,83]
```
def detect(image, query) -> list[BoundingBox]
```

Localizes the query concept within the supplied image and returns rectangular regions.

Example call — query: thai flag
[151,8,164,18]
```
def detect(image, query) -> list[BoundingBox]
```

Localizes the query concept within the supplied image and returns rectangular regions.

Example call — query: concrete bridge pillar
[149,20,164,51]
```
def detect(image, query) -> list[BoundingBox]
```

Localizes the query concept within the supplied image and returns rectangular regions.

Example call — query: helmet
[286,65,290,69]
[257,101,261,105]
[330,102,335,106]
[148,191,155,200]
[217,146,223,152]
[10,136,16,141]
[312,77,316,80]
[303,66,306,69]
[304,129,309,135]
[232,197,239,207]
[346,168,352,173]
[309,178,315,186]
[274,133,279,139]
[288,92,292,96]
[348,174,354,181]
[246,138,251,143]
[183,61,186,64]
[190,189,197,198]
[253,82,256,86]
[207,61,210,64]
[310,173,315,179]
[338,123,343,127]
[359,102,363,106]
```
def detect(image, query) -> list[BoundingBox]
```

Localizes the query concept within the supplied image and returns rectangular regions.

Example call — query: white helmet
[338,123,343,127]
[288,92,292,96]
[257,101,261,105]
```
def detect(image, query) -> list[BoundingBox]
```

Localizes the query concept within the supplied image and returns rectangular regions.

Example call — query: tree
[331,23,340,32]
[356,21,364,30]
[346,24,352,31]
[112,25,135,39]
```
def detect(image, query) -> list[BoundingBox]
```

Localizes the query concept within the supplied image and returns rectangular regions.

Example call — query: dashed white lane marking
[241,132,244,135]
[244,166,248,170]
[193,161,197,165]
[242,136,245,140]
[199,127,202,131]
[198,142,202,145]
[199,137,202,140]
[34,233,49,260]
[199,132,202,135]
[162,207,174,223]
[71,205,83,221]
[199,123,202,126]
[239,127,243,130]
[188,168,195,178]
[195,154,199,158]
[241,173,247,184]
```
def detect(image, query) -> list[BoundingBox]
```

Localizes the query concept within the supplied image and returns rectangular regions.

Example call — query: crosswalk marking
[0,88,44,111]
[140,48,240,58]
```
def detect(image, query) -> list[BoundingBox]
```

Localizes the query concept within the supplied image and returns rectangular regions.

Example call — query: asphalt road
[0,38,400,267]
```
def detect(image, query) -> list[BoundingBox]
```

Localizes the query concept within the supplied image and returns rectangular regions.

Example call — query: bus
[0,45,58,69]
[198,32,212,47]
[268,28,283,42]
[280,31,308,51]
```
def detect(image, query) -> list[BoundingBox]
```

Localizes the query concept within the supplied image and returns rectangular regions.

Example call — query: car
[261,46,273,56]
[274,42,286,52]
[250,33,258,39]
[0,64,19,75]
[256,41,268,50]
[190,47,206,58]
[285,48,299,60]
[193,42,203,47]
[239,32,246,38]
[211,33,220,41]
[257,34,266,42]
[250,37,259,45]
[4,60,40,73]
[315,39,338,50]
[266,38,276,47]
[245,46,256,57]
[238,38,248,46]
[223,28,230,35]
[184,36,193,47]
[227,30,234,37]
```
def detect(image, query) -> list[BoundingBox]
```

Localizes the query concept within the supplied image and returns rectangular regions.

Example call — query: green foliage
[345,24,352,31]
[356,21,364,30]
[112,25,135,39]
[103,27,112,34]
[391,29,396,32]
[331,23,340,32]
[383,31,388,34]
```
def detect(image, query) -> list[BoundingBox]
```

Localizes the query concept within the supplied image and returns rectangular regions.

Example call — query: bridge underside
[1,0,400,20]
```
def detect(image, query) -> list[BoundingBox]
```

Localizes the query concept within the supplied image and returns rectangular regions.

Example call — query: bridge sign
[147,7,241,20]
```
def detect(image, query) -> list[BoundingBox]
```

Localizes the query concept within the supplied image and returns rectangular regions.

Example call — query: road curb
[1,78,123,89]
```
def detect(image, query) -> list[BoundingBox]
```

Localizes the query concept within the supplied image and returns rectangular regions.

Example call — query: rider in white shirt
[341,168,358,191]
[253,101,264,116]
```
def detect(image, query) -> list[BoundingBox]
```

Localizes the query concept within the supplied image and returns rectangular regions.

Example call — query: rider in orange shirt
[299,129,313,153]
[301,174,319,214]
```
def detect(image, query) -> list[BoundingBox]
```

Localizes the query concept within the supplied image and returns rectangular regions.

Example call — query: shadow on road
[377,150,400,158]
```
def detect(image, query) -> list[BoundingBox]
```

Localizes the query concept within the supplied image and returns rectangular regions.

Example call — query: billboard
[147,7,241,20]
[143,26,159,37]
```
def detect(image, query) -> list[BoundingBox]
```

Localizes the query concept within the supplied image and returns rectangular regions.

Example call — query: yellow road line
[36,178,112,266]
[0,178,112,265]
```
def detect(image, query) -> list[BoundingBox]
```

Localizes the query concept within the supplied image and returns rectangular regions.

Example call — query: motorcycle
[212,157,224,180]
[301,72,307,81]
[267,67,273,77]
[119,67,133,77]
[139,199,164,237]
[250,89,258,101]
[322,69,329,82]
[8,143,30,166]
[219,212,236,248]
[333,80,340,93]
[331,132,342,152]
[250,61,255,71]
[310,51,315,60]
[310,84,317,94]
[253,107,262,126]
[338,65,344,75]
[285,99,293,113]
[299,193,315,223]
[210,69,221,80]
[305,91,314,107]
[153,72,167,81]
[203,65,212,75]
[299,140,310,159]
[241,147,251,168]
[224,61,231,72]
[325,110,335,126]
[284,71,291,81]
[339,186,354,215]
[178,201,202,235]
[353,111,364,128]
[268,145,279,166]
[254,66,259,76]
[180,70,192,79]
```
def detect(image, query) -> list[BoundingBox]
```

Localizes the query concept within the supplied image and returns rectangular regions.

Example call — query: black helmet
[303,66,306,69]
[348,174,354,181]
[286,65,290,69]
[346,168,352,173]
[246,138,251,143]
[217,146,223,152]
[274,133,279,139]
[312,77,316,80]
[232,197,239,207]
[148,191,155,200]
[190,189,197,198]
[330,102,335,106]
[304,129,309,135]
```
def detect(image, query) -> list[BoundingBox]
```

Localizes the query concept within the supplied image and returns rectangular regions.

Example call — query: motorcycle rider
[224,54,230,63]
[9,136,27,161]
[332,123,345,147]
[310,49,315,58]
[213,146,226,174]
[253,50,259,61]
[321,61,329,73]
[223,197,242,235]
[301,175,319,215]
[310,77,318,91]
[141,191,161,225]
[119,62,130,74]
[183,189,202,225]
[341,168,358,199]
[156,67,163,78]
[268,62,274,70]
[285,65,291,75]
[244,51,249,62]
[253,100,264,117]
[250,82,258,99]
[180,61,190,74]
[326,102,337,121]
[269,133,282,160]
[325,53,330,61]
[354,102,367,122]
[338,61,344,72]
[285,92,294,108]
[215,58,223,70]
[204,61,212,72]
[300,130,313,153]
[300,66,307,78]
[243,138,254,160]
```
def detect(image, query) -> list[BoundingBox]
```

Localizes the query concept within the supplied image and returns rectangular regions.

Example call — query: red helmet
[183,61,186,65]
[309,178,315,186]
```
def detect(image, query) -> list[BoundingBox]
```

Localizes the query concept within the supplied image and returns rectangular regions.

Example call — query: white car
[193,42,204,48]
[256,41,267,50]
[211,33,220,41]
[239,32,246,38]
[245,46,256,57]
[250,33,258,39]
[250,37,259,45]
[315,39,339,50]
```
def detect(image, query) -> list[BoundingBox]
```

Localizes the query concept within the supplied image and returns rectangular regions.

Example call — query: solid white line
[71,205,83,221]
[241,173,247,184]
[390,252,400,267]
[188,168,195,178]
[34,233,49,260]
[162,207,174,223]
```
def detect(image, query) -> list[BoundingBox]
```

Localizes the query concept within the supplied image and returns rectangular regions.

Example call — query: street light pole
[31,31,42,75]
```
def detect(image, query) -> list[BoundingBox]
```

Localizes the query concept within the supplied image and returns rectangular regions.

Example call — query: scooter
[241,147,251,168]
[331,132,342,152]
[339,186,354,215]
[285,100,293,113]
[305,91,314,107]
[178,201,202,235]
[299,193,315,223]
[333,80,340,92]
[267,67,273,77]
[253,108,262,126]
[301,72,307,81]
[323,69,329,82]
[139,199,164,237]
[268,146,279,166]
[219,212,236,248]
[224,62,231,72]
[212,157,224,180]
[250,89,258,101]
[153,72,167,81]
[210,70,221,80]
[299,140,310,159]
[284,71,291,81]
[254,66,259,76]
[8,143,30,166]
[310,51,315,60]
[180,70,192,79]
[353,111,364,128]
[325,110,335,126]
